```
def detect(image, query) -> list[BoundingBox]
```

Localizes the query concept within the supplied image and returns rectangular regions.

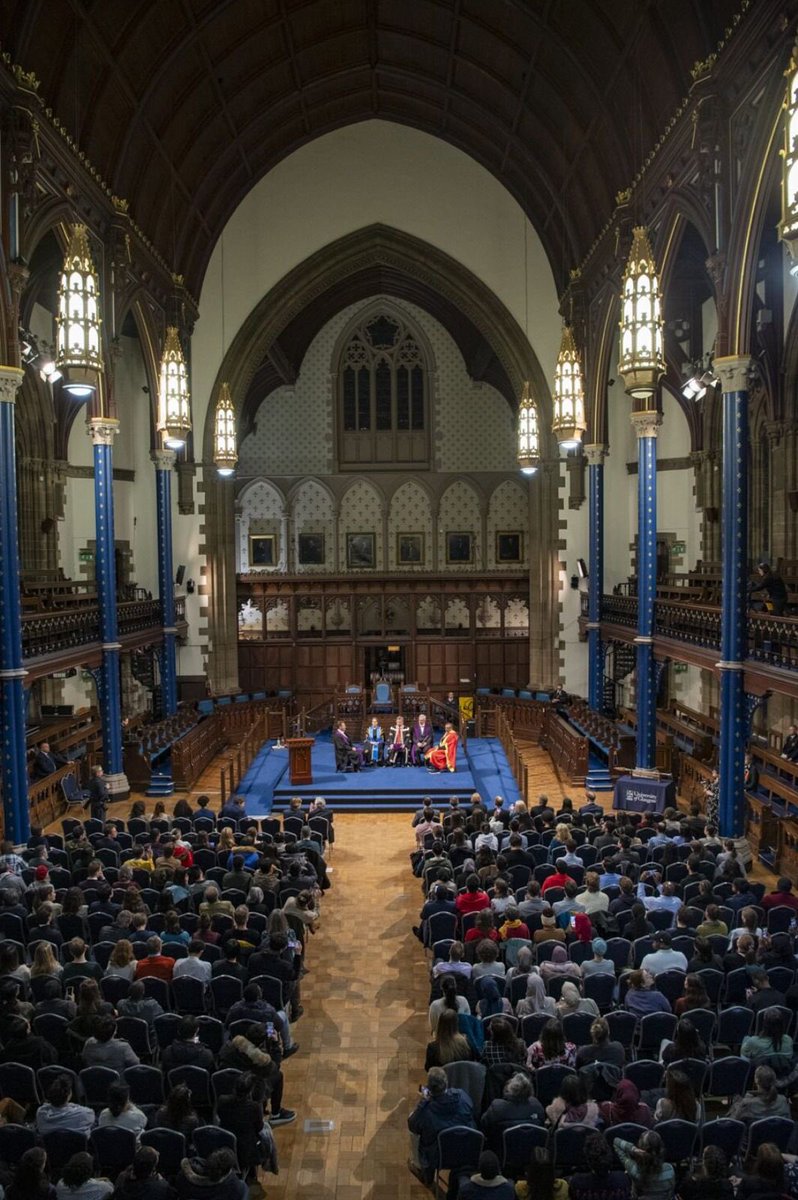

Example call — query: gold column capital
[87,417,120,446]
[714,355,753,393]
[0,366,24,403]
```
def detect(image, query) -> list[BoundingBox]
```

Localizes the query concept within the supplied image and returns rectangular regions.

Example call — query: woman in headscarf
[540,944,581,983]
[598,1079,653,1128]
[556,980,599,1019]
[476,975,513,1019]
[515,970,557,1018]
[571,911,594,945]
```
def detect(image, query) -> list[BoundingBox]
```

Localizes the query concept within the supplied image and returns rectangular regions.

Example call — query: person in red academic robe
[426,723,459,773]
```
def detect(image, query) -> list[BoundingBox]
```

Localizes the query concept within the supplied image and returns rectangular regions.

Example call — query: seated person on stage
[364,717,384,765]
[332,720,363,771]
[411,713,433,765]
[426,722,459,773]
[387,716,409,766]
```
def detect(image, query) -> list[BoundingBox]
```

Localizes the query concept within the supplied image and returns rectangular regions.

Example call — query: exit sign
[672,541,686,555]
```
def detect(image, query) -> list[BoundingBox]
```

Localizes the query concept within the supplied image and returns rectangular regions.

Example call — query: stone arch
[287,478,336,574]
[237,479,286,573]
[200,226,559,693]
[388,480,434,572]
[438,479,483,572]
[487,479,529,570]
[338,478,386,573]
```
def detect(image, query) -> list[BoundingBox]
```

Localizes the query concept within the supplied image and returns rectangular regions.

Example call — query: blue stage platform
[236,729,521,814]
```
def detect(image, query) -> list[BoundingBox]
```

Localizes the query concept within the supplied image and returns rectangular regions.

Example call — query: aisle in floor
[262,811,433,1200]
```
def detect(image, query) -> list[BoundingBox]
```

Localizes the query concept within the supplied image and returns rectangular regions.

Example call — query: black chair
[435,1126,484,1193]
[635,1012,676,1057]
[37,1065,80,1101]
[666,1057,708,1095]
[723,969,751,1006]
[212,1068,243,1107]
[193,1125,239,1164]
[747,1116,794,1154]
[171,975,208,1014]
[553,1123,595,1170]
[754,1004,793,1035]
[250,973,284,1011]
[167,1065,212,1113]
[196,1016,225,1056]
[604,1122,650,1149]
[32,1013,69,1055]
[521,1013,551,1046]
[0,1124,37,1159]
[632,937,656,968]
[79,1066,121,1109]
[765,906,794,934]
[124,1064,165,1106]
[91,1126,138,1176]
[501,1123,548,1175]
[116,1016,153,1060]
[583,973,615,1011]
[141,1129,186,1178]
[696,969,724,1005]
[43,1130,90,1176]
[654,970,687,1008]
[140,976,170,1007]
[0,1061,39,1108]
[766,966,795,993]
[606,1011,638,1053]
[680,1008,716,1045]
[701,1118,747,1165]
[153,1013,183,1051]
[706,1057,751,1102]
[657,1119,699,1164]
[561,1012,594,1046]
[623,1060,663,1092]
[100,975,131,1005]
[716,1007,753,1051]
[534,1064,575,1108]
[210,975,243,1017]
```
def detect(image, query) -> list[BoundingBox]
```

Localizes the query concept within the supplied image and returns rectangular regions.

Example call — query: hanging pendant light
[781,36,798,272]
[552,325,586,450]
[55,224,103,400]
[157,326,192,449]
[618,226,665,398]
[213,381,237,476]
[517,380,540,474]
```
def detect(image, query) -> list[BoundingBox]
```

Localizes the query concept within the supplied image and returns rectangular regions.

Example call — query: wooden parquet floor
[54,743,774,1198]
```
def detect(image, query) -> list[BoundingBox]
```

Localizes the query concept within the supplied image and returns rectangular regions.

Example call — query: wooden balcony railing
[21,596,186,660]
[589,591,798,671]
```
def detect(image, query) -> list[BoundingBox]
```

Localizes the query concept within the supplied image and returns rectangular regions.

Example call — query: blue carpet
[237,730,521,813]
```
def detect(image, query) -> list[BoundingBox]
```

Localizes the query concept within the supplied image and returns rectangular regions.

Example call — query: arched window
[337,308,431,469]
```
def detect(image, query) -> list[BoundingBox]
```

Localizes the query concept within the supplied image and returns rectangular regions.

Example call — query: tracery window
[338,309,430,469]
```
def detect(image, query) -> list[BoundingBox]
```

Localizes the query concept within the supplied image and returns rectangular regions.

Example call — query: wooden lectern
[285,737,314,786]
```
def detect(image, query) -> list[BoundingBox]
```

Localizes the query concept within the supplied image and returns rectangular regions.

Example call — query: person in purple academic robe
[411,714,433,765]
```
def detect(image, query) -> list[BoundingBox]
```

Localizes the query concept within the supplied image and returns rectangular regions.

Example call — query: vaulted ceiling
[2,0,741,298]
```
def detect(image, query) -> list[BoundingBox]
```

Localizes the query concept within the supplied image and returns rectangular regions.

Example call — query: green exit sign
[674,662,688,674]
[79,550,94,562]
[672,541,686,555]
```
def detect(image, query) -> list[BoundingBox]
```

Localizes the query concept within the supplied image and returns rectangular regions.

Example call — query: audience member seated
[480,1072,544,1149]
[35,1074,95,1138]
[598,1079,652,1128]
[424,1007,473,1069]
[654,1067,701,1122]
[457,1150,515,1200]
[113,1146,173,1200]
[526,1018,576,1068]
[407,1065,476,1189]
[175,1148,248,1200]
[741,1007,794,1062]
[736,1143,789,1200]
[677,1146,734,1200]
[612,1131,674,1200]
[575,1017,626,1070]
[429,975,471,1031]
[515,1146,568,1200]
[546,1072,602,1128]
[624,969,671,1016]
[55,1151,113,1200]
[479,1015,524,1065]
[557,980,599,1020]
[82,1015,140,1072]
[515,971,556,1019]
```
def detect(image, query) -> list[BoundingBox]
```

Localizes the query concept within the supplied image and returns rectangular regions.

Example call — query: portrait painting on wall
[397,533,424,565]
[249,534,276,567]
[347,532,376,569]
[298,532,325,565]
[496,532,522,563]
[446,531,473,564]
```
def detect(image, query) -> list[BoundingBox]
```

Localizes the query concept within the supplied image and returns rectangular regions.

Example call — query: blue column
[0,367,30,843]
[715,356,751,837]
[632,411,661,771]
[585,444,606,710]
[89,418,128,797]
[153,449,178,716]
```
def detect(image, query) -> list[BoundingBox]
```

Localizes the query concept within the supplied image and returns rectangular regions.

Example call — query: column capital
[714,355,753,393]
[151,448,177,471]
[630,410,662,439]
[88,417,120,446]
[584,443,607,466]
[0,366,24,403]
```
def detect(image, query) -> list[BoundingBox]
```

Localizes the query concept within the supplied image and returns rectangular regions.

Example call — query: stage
[234,729,521,814]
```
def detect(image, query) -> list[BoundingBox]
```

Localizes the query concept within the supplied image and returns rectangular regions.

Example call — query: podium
[285,737,314,786]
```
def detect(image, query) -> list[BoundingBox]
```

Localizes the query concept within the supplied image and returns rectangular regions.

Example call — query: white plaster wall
[191,121,560,440]
[561,486,589,698]
[657,389,701,569]
[113,334,158,595]
[604,375,637,590]
[61,418,95,581]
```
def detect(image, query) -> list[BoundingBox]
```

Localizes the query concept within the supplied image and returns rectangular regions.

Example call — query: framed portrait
[298,532,325,565]
[346,532,376,569]
[446,531,473,564]
[249,534,276,567]
[496,531,523,563]
[397,532,424,565]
